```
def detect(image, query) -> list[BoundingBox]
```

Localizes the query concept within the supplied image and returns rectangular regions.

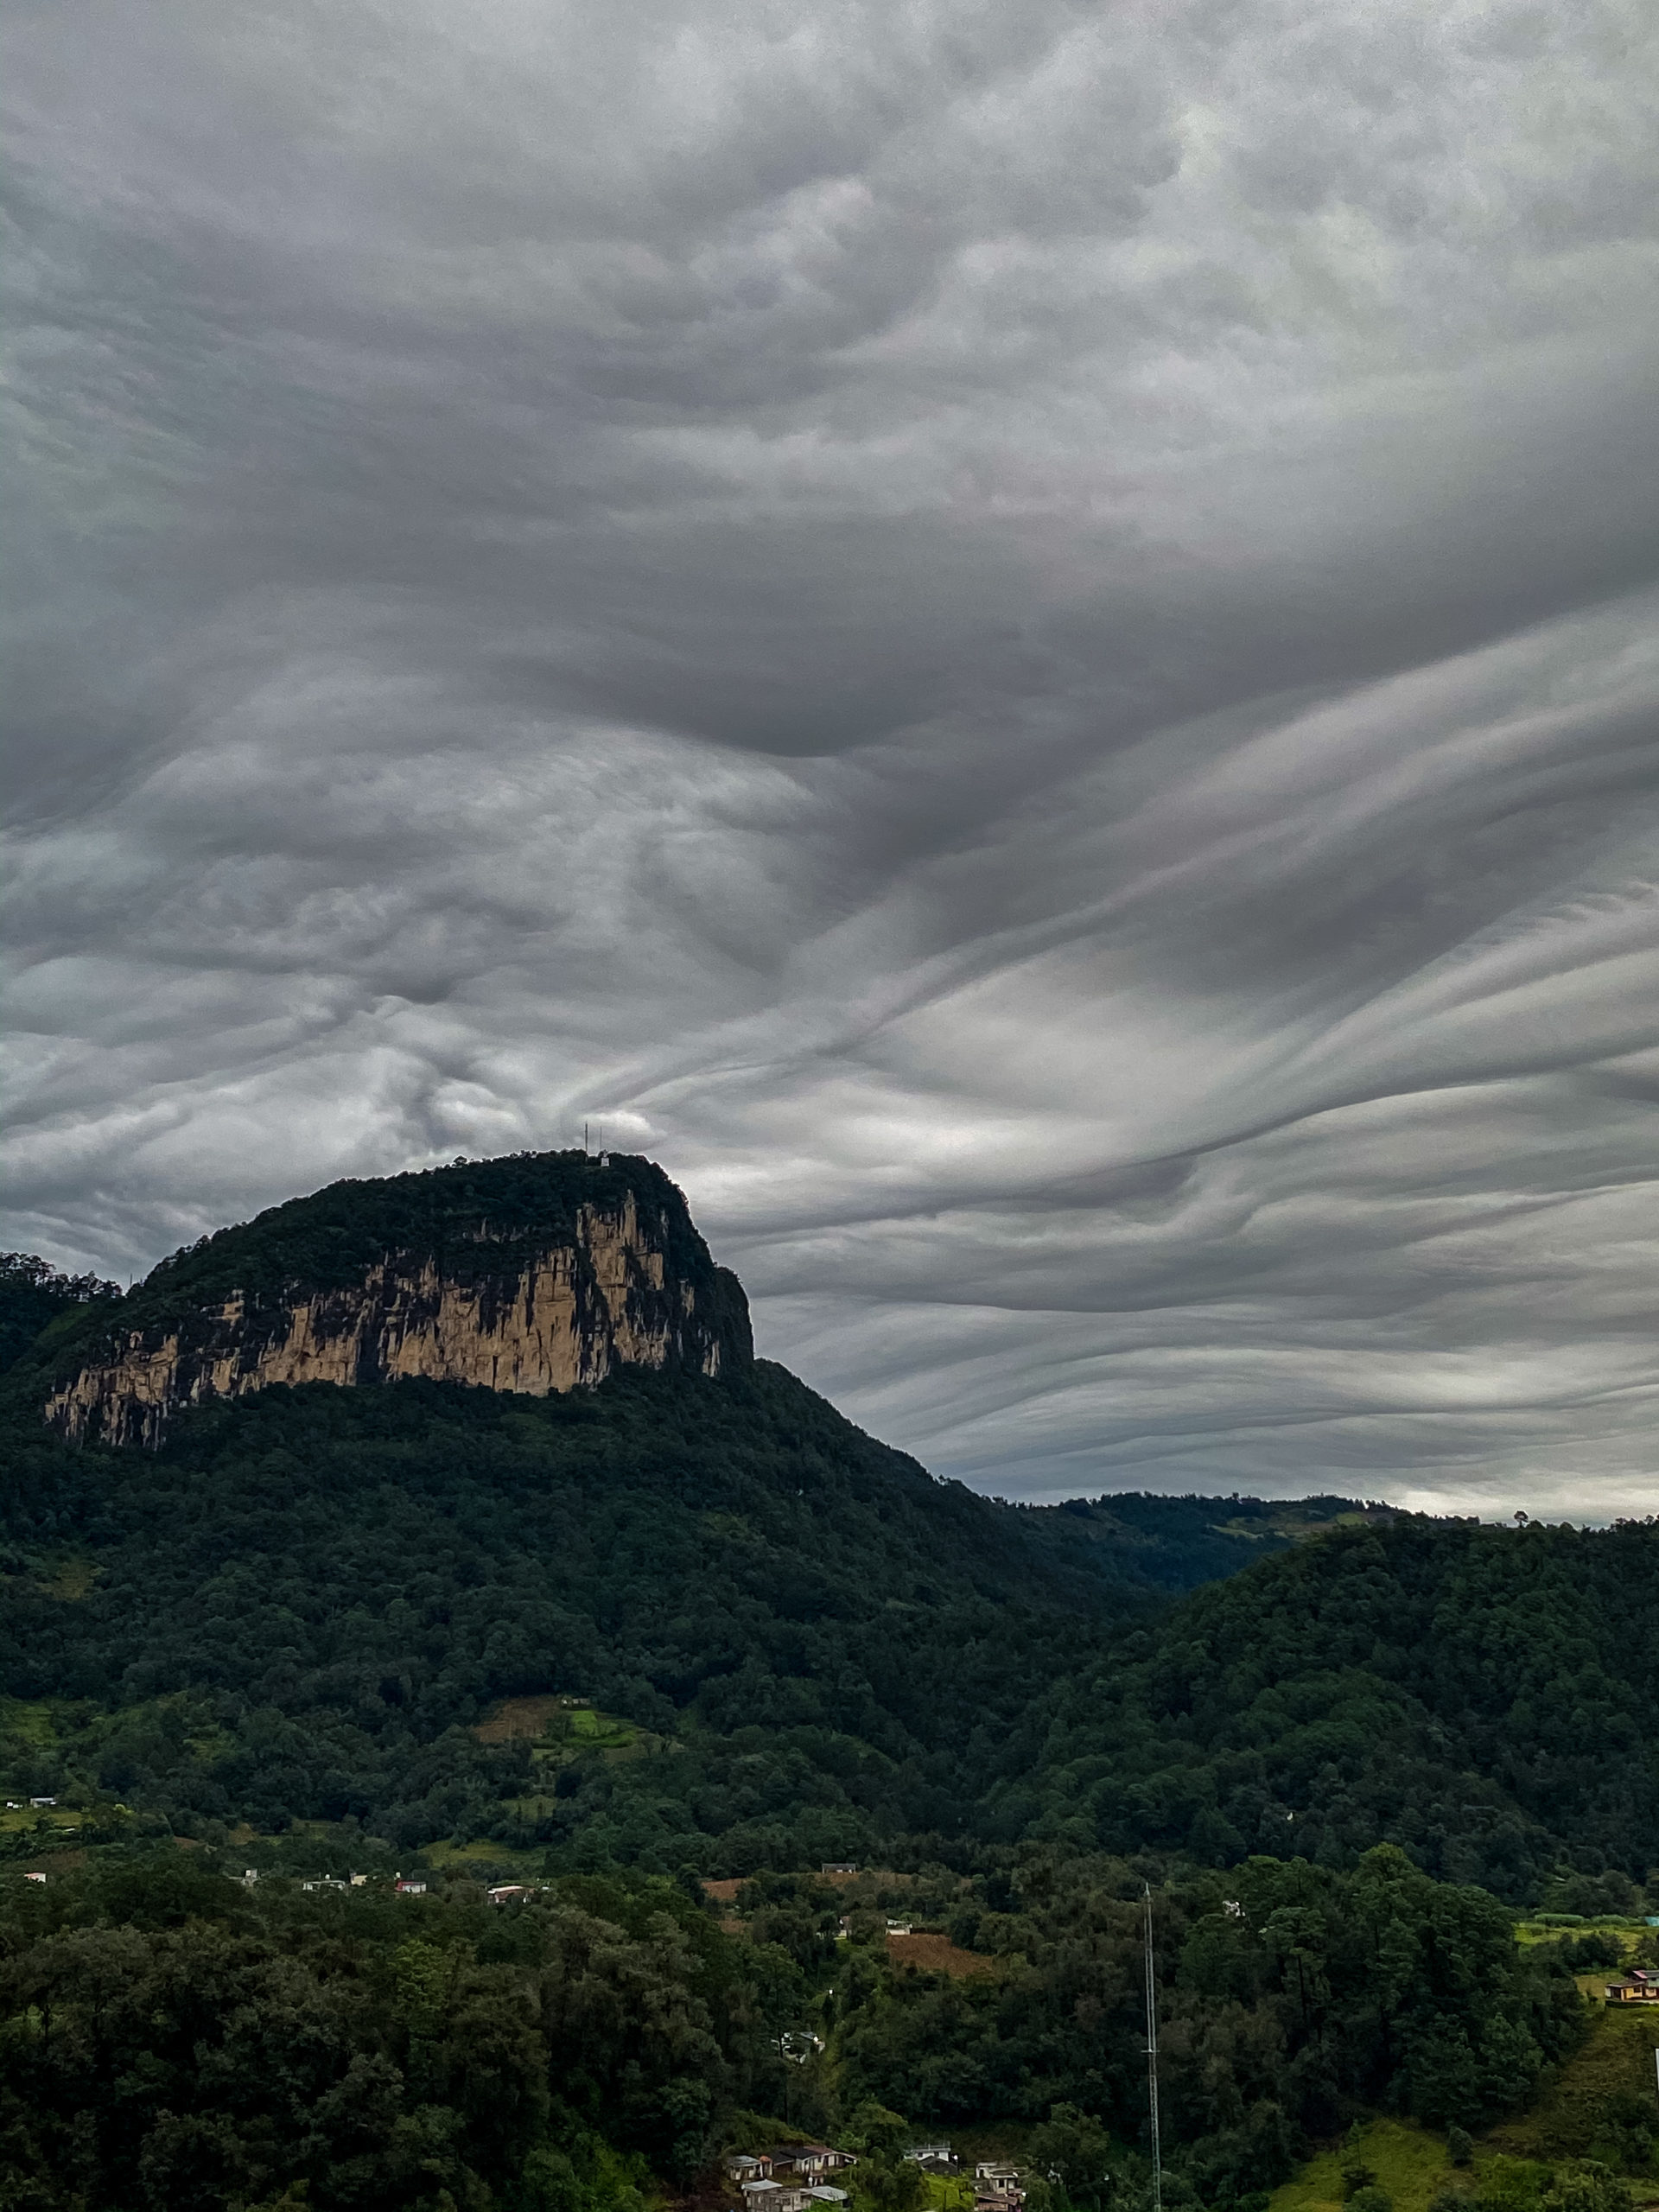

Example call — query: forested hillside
[0,1252,119,1380]
[0,1236,1376,1872]
[1024,1518,1659,1903]
[1,1365,1369,1866]
[3,1276,1656,1891]
[0,1841,1593,2212]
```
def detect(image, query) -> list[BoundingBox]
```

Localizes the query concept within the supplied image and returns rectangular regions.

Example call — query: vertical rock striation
[39,1153,752,1447]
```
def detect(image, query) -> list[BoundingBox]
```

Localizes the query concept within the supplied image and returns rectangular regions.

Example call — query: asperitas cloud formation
[6,0,1659,1513]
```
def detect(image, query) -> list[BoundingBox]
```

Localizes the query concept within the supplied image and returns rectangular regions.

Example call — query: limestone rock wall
[44,1192,729,1448]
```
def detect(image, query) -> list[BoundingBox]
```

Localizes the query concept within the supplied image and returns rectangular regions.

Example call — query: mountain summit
[35,1150,753,1447]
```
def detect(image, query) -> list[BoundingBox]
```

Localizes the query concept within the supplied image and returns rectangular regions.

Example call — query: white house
[777,2148,857,2182]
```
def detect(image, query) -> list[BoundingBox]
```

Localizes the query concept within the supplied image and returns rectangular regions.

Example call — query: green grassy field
[0,1805,82,1834]
[0,1695,63,1746]
[1491,2005,1659,2168]
[1268,2119,1459,2212]
[567,1706,638,1749]
[1516,1923,1651,1950]
[423,1836,545,1876]
[1268,1974,1659,2212]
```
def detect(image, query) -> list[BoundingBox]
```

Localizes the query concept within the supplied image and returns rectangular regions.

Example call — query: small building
[807,2191,850,2204]
[886,1919,913,1936]
[726,2158,774,2183]
[350,1872,368,1886]
[775,2148,857,2182]
[821,1861,858,1875]
[742,2183,808,2212]
[906,2146,958,2171]
[976,2165,1025,2202]
[301,1875,347,1893]
[1605,1975,1659,2004]
[488,1884,538,1905]
[23,1872,46,1884]
[395,1878,428,1896]
[29,1797,56,1809]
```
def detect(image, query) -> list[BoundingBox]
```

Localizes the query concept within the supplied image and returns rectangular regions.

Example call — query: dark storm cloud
[6,0,1659,1512]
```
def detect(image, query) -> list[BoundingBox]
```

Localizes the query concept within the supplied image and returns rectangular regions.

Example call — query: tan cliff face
[45,1192,732,1449]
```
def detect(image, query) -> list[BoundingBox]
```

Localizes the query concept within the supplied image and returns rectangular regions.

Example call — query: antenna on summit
[582,1122,589,1155]
[1144,1883,1162,2212]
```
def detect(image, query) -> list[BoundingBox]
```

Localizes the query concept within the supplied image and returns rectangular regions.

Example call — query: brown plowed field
[887,1932,995,1977]
[473,1695,572,1743]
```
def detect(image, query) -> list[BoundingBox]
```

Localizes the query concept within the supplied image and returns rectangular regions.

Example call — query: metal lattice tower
[1144,1884,1163,2212]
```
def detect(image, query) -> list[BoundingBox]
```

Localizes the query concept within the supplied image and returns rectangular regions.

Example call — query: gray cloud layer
[7,0,1659,1513]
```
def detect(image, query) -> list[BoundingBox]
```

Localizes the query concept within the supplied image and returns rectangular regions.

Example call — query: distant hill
[1023,1512,1659,1902]
[1017,1487,1395,1594]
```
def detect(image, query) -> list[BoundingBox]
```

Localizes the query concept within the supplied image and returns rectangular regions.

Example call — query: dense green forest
[3,1353,1654,1897]
[0,1361,1135,1863]
[0,1254,119,1383]
[1022,1519,1659,1904]
[836,1847,1584,2145]
[0,1239,1377,1870]
[0,1842,1600,2212]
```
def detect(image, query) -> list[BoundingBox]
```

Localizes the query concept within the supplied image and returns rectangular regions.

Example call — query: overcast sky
[7,0,1659,1515]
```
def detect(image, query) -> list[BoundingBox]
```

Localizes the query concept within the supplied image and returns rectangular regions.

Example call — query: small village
[725,2145,1026,2212]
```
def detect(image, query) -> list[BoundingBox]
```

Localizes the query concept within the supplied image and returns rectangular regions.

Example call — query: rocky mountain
[25,1150,753,1448]
[0,1163,1636,2212]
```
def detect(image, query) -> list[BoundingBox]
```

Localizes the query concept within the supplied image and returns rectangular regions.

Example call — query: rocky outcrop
[43,1173,752,1448]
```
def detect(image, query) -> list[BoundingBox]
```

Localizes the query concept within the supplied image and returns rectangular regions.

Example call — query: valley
[0,1158,1655,2212]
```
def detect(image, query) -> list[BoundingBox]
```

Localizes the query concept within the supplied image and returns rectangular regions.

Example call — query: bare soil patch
[887,1932,995,1977]
[474,1695,572,1744]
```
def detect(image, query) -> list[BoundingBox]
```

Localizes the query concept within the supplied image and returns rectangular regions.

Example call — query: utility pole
[1144,1884,1162,2212]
